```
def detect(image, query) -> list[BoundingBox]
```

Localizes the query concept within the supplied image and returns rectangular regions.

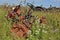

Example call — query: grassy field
[0,7,60,40]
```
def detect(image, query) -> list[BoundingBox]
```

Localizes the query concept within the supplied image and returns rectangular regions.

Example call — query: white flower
[42,30,47,33]
[36,30,39,33]
[5,15,7,17]
[35,30,39,34]
[12,7,15,10]
[49,37,51,40]
[26,39,28,40]
[31,35,32,36]
[53,29,59,33]
[39,29,41,31]
[43,26,45,28]
[28,30,31,34]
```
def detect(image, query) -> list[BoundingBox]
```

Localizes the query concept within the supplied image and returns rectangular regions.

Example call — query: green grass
[0,7,60,40]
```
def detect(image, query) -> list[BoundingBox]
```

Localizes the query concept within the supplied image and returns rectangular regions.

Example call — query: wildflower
[42,30,47,33]
[26,38,29,40]
[36,30,39,33]
[53,29,59,33]
[31,35,33,37]
[28,30,32,34]
[35,30,39,34]
[38,29,41,31]
[12,7,15,10]
[49,37,51,40]
[43,26,45,28]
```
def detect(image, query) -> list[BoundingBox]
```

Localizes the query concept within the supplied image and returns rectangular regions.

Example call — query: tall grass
[0,7,60,40]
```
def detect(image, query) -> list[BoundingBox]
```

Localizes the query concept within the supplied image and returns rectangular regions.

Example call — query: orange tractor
[7,5,33,38]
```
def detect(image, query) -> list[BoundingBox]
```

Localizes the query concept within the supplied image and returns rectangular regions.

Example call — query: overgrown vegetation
[0,6,60,40]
